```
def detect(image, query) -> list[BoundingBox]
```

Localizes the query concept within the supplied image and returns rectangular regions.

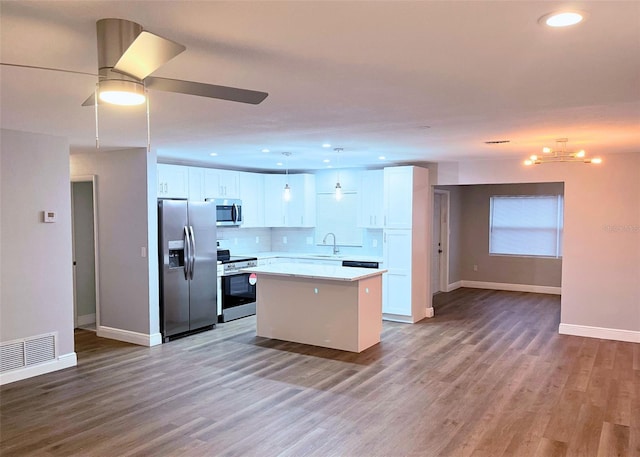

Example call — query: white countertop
[241,262,387,282]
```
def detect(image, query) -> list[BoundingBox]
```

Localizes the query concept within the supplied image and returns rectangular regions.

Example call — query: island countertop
[241,262,387,282]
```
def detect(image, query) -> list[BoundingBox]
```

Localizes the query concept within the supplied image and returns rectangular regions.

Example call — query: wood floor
[1,288,638,456]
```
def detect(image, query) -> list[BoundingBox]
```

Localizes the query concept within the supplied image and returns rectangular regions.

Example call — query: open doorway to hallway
[432,189,450,295]
[71,177,99,331]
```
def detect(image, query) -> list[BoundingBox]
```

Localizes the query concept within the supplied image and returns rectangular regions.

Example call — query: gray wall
[71,148,158,338]
[1,129,75,356]
[436,182,564,287]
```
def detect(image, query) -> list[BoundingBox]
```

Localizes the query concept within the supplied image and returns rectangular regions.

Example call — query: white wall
[439,152,640,342]
[71,148,160,346]
[1,129,76,381]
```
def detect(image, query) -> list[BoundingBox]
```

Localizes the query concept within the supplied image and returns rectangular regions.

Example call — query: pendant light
[334,148,343,201]
[282,152,292,201]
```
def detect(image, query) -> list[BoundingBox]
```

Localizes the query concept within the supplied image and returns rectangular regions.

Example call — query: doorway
[432,190,450,294]
[71,176,99,330]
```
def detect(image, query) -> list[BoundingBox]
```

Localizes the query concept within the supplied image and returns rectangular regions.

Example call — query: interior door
[431,193,442,294]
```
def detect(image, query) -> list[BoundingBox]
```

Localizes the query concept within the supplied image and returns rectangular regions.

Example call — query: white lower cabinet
[382,229,413,316]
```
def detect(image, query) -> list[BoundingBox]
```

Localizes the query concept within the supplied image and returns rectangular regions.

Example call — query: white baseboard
[446,281,462,292]
[382,313,414,323]
[0,352,77,386]
[559,323,640,343]
[460,280,561,295]
[97,326,163,347]
[76,313,96,326]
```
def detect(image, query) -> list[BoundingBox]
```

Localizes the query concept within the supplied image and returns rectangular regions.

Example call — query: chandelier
[524,138,602,166]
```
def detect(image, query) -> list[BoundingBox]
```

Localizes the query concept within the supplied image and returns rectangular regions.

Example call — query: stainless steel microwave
[207,198,242,226]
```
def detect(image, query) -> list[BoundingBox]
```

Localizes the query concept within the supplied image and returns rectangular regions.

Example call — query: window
[489,195,563,258]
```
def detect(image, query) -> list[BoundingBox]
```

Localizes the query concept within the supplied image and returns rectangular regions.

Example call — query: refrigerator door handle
[183,225,191,280]
[189,225,196,279]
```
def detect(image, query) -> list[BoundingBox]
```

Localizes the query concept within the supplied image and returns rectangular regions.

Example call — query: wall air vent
[0,333,56,373]
[484,140,511,144]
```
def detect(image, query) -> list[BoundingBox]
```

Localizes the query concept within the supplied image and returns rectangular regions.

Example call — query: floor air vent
[0,333,56,373]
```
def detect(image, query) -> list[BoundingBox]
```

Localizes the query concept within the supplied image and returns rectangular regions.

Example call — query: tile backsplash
[217,226,383,258]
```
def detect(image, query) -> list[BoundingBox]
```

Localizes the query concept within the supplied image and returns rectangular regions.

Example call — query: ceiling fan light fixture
[98,79,146,106]
[540,11,585,27]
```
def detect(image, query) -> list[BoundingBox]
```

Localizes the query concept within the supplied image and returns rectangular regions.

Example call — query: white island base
[243,263,385,353]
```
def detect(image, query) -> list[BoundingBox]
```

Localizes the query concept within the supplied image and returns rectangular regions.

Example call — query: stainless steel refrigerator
[158,200,217,341]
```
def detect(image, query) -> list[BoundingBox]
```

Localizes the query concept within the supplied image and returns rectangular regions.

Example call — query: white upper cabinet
[239,171,265,228]
[358,169,384,228]
[157,164,188,199]
[384,166,414,229]
[204,169,240,199]
[187,167,205,201]
[263,174,316,227]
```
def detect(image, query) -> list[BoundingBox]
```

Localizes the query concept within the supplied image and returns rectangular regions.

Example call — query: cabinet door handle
[164,183,168,194]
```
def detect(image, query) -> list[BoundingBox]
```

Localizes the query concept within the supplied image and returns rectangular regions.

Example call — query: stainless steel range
[217,249,258,322]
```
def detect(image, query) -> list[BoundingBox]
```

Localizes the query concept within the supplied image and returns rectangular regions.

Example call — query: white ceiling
[1,1,639,171]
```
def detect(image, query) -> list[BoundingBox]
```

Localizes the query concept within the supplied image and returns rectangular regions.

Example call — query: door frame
[71,175,100,330]
[433,189,450,293]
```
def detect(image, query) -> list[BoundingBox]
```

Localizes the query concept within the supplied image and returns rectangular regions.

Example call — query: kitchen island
[241,263,387,352]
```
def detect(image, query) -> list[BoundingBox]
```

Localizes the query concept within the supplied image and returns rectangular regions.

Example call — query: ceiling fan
[3,18,268,107]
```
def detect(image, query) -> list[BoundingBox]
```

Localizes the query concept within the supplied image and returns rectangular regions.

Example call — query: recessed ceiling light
[323,159,330,163]
[326,165,333,168]
[378,156,386,160]
[539,11,585,27]
[322,143,331,148]
[209,152,218,156]
[276,162,283,166]
[261,148,270,153]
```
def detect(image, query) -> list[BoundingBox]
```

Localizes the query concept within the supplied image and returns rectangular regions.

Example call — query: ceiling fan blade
[113,31,186,81]
[145,77,268,105]
[0,62,97,77]
[81,93,96,107]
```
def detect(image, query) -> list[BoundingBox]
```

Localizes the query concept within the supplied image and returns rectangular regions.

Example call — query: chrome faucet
[322,232,339,255]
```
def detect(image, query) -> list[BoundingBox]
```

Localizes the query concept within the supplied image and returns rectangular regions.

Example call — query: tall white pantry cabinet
[382,166,432,323]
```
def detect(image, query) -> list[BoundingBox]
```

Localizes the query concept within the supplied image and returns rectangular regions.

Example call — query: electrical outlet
[283,236,288,244]
[234,238,238,245]
[255,236,260,244]
[473,264,478,271]
[306,237,313,245]
[372,239,378,248]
